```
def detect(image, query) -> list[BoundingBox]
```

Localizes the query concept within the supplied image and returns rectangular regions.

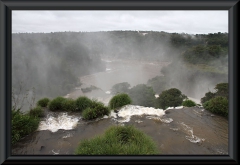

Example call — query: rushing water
[12,60,228,155]
[12,106,228,155]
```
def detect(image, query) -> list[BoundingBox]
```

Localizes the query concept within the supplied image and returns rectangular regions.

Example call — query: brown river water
[12,60,228,155]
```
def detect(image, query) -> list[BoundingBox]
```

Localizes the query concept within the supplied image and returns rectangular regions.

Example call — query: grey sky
[12,10,228,34]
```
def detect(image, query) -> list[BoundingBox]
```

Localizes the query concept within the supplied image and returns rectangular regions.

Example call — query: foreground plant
[75,125,159,155]
[12,109,40,145]
[29,106,44,118]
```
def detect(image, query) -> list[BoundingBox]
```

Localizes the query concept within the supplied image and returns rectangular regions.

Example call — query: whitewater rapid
[38,105,183,132]
[38,113,80,132]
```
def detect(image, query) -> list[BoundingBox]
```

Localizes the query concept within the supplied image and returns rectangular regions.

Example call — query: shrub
[75,96,92,112]
[147,76,167,94]
[203,96,228,117]
[48,97,66,111]
[82,107,94,120]
[75,125,159,155]
[82,102,110,120]
[128,84,156,107]
[157,88,186,110]
[182,99,196,107]
[111,82,130,95]
[201,91,215,104]
[201,83,228,104]
[12,109,40,145]
[109,93,132,109]
[90,99,104,108]
[62,98,77,111]
[29,106,44,118]
[37,98,50,107]
[214,83,228,98]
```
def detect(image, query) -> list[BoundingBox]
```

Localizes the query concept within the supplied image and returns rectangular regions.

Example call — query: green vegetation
[75,125,159,155]
[157,88,187,110]
[109,93,132,109]
[147,76,167,94]
[201,92,215,104]
[111,82,131,95]
[48,97,66,111]
[203,96,228,117]
[182,99,196,107]
[82,101,110,120]
[185,62,227,74]
[182,45,227,65]
[29,106,44,118]
[75,96,93,112]
[201,83,228,117]
[128,84,156,107]
[38,96,110,120]
[160,60,228,99]
[214,83,228,98]
[201,83,228,104]
[170,32,228,66]
[12,31,228,112]
[12,109,40,145]
[37,98,50,107]
[62,98,77,111]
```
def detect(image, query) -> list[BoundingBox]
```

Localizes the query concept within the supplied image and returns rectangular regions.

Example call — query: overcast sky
[12,10,228,34]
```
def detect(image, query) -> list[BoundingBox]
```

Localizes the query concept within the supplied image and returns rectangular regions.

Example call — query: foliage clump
[182,99,196,107]
[203,96,228,117]
[37,98,50,107]
[201,83,228,118]
[82,101,110,120]
[157,88,187,110]
[12,109,40,145]
[201,92,215,104]
[109,93,132,109]
[48,97,66,111]
[75,125,159,155]
[147,76,167,94]
[111,82,131,95]
[128,84,156,107]
[29,106,45,118]
[75,96,93,112]
[62,98,77,111]
[201,83,228,104]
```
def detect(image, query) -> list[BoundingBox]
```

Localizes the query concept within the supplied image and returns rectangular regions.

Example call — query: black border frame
[0,0,239,164]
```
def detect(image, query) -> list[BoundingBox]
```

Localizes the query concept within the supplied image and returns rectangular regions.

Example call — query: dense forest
[12,31,228,110]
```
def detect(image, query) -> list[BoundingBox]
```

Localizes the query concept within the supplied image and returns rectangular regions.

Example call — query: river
[12,59,228,155]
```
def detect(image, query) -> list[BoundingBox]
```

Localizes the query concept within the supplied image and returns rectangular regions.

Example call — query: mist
[12,31,228,111]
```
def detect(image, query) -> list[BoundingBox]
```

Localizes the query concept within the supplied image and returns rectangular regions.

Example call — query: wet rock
[39,145,45,151]
[164,110,170,114]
